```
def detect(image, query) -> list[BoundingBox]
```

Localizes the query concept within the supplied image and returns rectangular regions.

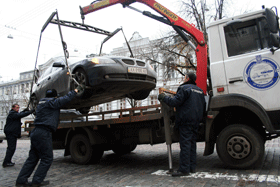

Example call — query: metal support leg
[167,144,173,173]
[161,102,173,172]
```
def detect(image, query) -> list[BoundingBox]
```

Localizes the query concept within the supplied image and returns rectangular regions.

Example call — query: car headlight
[89,57,116,64]
[91,58,99,64]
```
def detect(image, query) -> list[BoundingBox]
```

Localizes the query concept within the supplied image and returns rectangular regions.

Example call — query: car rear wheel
[130,90,151,100]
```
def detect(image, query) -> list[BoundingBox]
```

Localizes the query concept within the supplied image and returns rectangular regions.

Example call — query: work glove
[158,93,166,102]
[76,84,85,93]
[30,109,35,114]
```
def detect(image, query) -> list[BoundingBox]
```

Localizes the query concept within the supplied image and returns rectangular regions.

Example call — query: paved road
[1,137,280,187]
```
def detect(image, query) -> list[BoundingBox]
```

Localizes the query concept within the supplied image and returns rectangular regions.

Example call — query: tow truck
[25,0,280,169]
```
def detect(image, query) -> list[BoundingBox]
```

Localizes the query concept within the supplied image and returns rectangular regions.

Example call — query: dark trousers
[3,134,17,164]
[178,124,198,173]
[16,128,53,184]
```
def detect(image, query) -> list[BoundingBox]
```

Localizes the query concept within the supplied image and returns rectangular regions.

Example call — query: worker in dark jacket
[158,72,206,177]
[16,86,83,187]
[2,104,34,168]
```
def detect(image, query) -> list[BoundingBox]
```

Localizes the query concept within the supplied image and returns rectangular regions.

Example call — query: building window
[92,105,99,112]
[120,99,126,109]
[136,100,142,107]
[150,95,158,105]
[13,86,17,94]
[106,103,112,111]
[25,83,29,92]
[1,107,4,116]
[6,87,10,95]
[21,84,24,93]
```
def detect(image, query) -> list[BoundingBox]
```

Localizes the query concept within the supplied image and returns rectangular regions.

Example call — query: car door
[35,66,52,99]
[50,58,70,96]
[220,15,280,111]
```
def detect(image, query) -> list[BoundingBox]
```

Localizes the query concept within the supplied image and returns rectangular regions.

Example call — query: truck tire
[70,134,93,165]
[216,124,264,169]
[112,143,137,155]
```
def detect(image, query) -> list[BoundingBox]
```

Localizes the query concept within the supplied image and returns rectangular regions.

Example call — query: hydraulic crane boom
[81,0,207,93]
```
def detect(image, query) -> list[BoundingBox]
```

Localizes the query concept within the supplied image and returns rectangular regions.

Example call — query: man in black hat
[2,104,34,168]
[158,72,206,177]
[16,85,84,186]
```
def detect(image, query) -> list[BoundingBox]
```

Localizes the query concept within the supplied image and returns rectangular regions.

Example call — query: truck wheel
[216,124,264,169]
[112,143,137,155]
[70,134,93,165]
[0,139,3,143]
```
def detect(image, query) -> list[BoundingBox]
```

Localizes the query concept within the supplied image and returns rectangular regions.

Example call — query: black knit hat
[187,72,196,82]
[46,89,57,98]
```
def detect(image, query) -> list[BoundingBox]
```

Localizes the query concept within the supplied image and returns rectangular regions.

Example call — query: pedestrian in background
[158,72,206,177]
[16,86,83,187]
[2,104,34,168]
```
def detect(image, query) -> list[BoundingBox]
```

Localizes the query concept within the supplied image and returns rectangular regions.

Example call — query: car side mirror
[53,63,65,68]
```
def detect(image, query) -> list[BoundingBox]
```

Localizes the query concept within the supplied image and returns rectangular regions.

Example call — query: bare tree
[1,89,30,116]
[178,0,227,44]
[135,32,196,81]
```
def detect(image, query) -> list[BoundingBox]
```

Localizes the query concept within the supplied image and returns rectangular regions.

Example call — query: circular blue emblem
[243,55,279,90]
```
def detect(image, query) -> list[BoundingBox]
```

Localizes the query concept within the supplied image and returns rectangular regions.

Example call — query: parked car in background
[30,55,157,114]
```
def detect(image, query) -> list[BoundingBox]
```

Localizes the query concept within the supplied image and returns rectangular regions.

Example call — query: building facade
[0,70,34,132]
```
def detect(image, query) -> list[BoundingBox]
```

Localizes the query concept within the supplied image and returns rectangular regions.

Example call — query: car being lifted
[29,11,157,114]
[31,55,156,114]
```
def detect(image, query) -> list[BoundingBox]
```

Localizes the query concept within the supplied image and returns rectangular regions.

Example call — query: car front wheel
[73,69,88,98]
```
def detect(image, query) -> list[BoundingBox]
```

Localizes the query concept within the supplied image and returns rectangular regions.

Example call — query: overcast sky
[0,0,279,81]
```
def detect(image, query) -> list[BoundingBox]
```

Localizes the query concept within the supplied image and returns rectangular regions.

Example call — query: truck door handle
[229,79,243,84]
[48,76,51,80]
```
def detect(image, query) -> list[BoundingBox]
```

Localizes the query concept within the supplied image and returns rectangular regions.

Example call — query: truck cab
[206,7,280,168]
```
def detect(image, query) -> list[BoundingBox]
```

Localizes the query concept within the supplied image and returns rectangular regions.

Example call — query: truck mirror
[53,62,65,68]
[270,33,280,47]
[265,8,279,33]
